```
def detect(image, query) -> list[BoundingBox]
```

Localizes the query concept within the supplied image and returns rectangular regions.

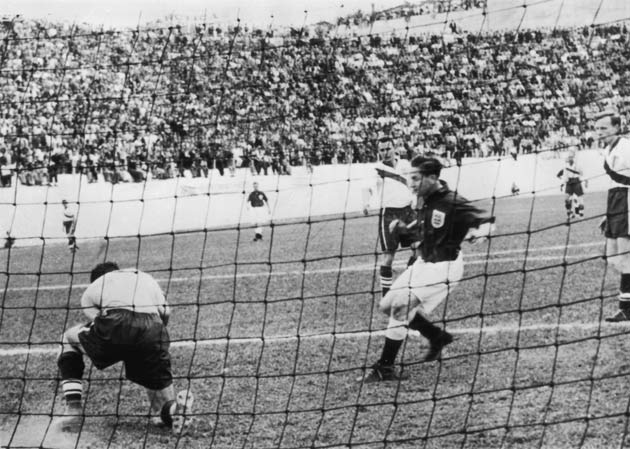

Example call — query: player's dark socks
[564,199,571,212]
[380,265,393,296]
[378,337,403,366]
[618,274,630,316]
[58,351,85,380]
[160,400,176,427]
[408,313,442,340]
[58,351,85,403]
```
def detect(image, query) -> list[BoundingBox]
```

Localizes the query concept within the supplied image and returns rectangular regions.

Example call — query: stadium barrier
[0,149,607,246]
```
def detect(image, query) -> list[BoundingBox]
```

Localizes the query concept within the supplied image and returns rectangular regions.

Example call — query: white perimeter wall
[0,149,610,246]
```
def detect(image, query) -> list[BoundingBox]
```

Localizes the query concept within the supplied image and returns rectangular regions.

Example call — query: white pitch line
[1,320,627,357]
[1,243,605,293]
[467,253,601,265]
[467,240,602,258]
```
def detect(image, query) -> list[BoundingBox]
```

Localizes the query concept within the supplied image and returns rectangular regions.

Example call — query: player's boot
[171,389,194,435]
[605,310,630,322]
[576,205,584,218]
[59,400,84,432]
[361,362,408,383]
[425,331,454,361]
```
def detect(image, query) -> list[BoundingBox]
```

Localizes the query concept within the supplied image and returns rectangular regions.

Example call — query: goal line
[1,319,626,358]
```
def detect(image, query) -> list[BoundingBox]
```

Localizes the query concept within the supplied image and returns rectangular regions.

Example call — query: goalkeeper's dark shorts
[379,205,417,252]
[79,309,172,390]
[565,178,583,196]
[606,187,630,239]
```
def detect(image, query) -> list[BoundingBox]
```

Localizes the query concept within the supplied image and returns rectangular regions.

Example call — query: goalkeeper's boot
[605,310,630,322]
[425,331,454,362]
[362,362,408,383]
[171,389,195,436]
[59,400,84,432]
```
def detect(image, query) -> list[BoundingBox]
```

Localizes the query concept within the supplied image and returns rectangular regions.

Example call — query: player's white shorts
[380,253,464,322]
[250,206,270,225]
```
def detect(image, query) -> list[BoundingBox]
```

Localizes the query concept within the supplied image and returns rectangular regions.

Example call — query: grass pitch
[1,189,629,449]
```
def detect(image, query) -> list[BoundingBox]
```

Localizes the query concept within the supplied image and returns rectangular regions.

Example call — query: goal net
[1,0,630,448]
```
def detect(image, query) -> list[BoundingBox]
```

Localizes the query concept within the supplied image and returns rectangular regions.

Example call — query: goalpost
[1,1,630,448]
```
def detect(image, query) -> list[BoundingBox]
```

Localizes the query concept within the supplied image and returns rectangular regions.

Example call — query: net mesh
[1,0,630,448]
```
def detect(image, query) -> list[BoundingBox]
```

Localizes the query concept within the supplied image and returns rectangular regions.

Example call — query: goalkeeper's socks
[61,379,83,404]
[619,274,630,315]
[378,337,403,366]
[58,351,85,404]
[380,265,393,296]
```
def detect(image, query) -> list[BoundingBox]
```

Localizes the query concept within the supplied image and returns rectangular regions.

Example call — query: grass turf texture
[0,189,628,449]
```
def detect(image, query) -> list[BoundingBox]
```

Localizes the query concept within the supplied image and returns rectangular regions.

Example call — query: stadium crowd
[336,0,485,27]
[0,12,629,186]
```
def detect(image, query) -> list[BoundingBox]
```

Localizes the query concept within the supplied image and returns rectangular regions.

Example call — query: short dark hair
[411,154,442,177]
[90,261,119,283]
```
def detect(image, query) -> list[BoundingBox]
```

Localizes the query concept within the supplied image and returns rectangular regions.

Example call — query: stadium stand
[0,13,628,185]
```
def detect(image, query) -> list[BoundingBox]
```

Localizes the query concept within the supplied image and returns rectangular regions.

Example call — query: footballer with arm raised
[362,154,495,382]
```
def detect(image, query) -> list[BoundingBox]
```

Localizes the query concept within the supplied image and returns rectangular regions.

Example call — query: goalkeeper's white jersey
[606,136,630,189]
[366,161,415,209]
[81,268,167,318]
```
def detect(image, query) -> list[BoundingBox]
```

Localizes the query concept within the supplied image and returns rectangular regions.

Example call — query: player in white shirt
[56,262,194,434]
[362,142,416,296]
[556,151,586,219]
[61,199,78,251]
[597,112,630,321]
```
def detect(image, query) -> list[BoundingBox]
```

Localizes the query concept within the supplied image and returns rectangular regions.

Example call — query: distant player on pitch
[247,181,271,241]
[362,155,495,382]
[557,151,586,219]
[61,199,78,251]
[362,139,416,296]
[597,112,630,322]
[56,262,194,434]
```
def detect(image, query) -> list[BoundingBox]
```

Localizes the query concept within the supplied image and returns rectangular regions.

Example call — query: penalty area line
[1,320,628,357]
[3,250,603,293]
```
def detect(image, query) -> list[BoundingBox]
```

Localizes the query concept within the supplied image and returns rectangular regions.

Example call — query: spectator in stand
[1,16,629,182]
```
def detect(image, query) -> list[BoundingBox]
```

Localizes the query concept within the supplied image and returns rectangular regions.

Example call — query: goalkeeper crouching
[56,262,194,435]
[362,155,496,382]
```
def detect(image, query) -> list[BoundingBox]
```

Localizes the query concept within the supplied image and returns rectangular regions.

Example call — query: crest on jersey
[431,210,446,228]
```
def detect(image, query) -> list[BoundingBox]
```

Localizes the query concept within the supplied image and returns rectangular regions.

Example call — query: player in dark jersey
[247,181,271,241]
[361,155,495,382]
